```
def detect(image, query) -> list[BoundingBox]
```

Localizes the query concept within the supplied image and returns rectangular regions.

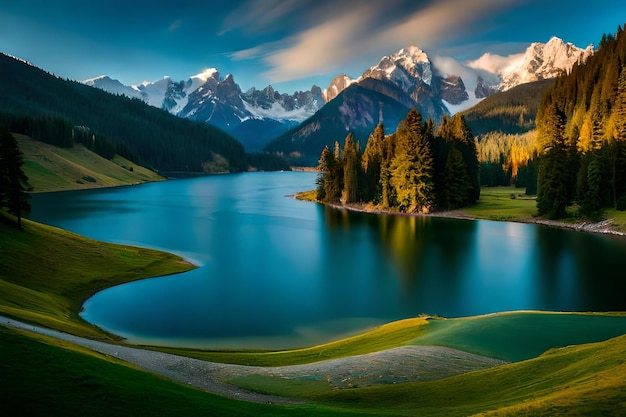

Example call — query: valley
[2,5,626,415]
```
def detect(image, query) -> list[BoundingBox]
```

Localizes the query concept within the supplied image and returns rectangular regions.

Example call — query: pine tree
[380,132,395,208]
[442,148,472,209]
[362,123,384,202]
[389,109,434,213]
[537,103,572,218]
[0,126,31,227]
[316,145,342,203]
[342,133,359,204]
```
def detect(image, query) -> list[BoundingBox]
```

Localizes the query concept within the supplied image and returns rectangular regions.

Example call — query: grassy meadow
[16,134,164,192]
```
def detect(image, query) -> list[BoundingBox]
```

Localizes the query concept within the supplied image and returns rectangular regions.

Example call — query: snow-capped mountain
[84,70,324,151]
[325,37,593,114]
[83,36,592,154]
[499,37,593,90]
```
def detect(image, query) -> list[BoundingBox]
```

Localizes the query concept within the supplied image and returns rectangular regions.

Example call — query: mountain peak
[360,45,434,91]
[501,36,593,89]
[398,45,429,63]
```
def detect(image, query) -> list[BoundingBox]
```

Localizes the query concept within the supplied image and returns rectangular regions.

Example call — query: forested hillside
[462,79,555,136]
[0,54,280,173]
[535,26,626,218]
[460,80,554,188]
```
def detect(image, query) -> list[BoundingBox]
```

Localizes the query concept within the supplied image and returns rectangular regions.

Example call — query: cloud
[220,0,304,35]
[466,52,525,74]
[254,0,526,83]
[229,45,267,61]
[168,18,182,32]
[261,6,380,82]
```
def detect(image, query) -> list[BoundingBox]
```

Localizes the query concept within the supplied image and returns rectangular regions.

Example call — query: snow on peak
[323,74,355,102]
[360,45,433,89]
[399,45,429,63]
[500,36,593,89]
[83,75,109,84]
[466,37,593,92]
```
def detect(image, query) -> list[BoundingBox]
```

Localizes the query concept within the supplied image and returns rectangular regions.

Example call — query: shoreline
[296,193,626,237]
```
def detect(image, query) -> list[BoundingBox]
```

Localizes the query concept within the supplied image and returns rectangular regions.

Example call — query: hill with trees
[0,54,289,173]
[458,80,555,189]
[535,26,626,218]
[461,79,555,137]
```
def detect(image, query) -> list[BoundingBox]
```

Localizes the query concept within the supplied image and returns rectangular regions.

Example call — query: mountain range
[84,37,593,164]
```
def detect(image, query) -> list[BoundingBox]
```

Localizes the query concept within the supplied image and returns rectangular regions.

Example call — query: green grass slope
[4,319,626,417]
[410,312,626,362]
[0,213,195,338]
[16,134,164,192]
[311,333,626,416]
[0,326,356,417]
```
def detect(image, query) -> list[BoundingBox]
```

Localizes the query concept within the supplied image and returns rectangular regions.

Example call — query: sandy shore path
[1,315,506,403]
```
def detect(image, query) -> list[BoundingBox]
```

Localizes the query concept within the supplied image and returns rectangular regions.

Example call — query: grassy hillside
[0,326,353,417]
[308,333,626,416]
[0,213,195,338]
[16,134,164,192]
[3,317,626,416]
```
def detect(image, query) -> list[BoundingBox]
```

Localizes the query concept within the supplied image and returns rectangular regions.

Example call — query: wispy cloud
[262,5,381,81]
[220,0,304,35]
[229,45,267,61]
[466,52,525,74]
[168,18,182,32]
[242,0,526,83]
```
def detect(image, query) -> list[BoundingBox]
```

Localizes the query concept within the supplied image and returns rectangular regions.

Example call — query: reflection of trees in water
[533,226,626,311]
[377,215,478,295]
[321,205,477,294]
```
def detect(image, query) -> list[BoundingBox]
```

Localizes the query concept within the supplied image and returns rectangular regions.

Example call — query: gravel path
[1,316,506,403]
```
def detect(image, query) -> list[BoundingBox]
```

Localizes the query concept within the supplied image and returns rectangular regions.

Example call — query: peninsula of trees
[315,109,480,213]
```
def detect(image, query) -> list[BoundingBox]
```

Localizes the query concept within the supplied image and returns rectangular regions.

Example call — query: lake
[29,172,626,349]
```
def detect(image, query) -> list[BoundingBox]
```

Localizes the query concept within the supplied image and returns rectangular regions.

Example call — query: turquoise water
[29,172,626,348]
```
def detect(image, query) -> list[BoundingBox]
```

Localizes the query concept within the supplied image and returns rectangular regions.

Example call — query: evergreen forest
[535,26,626,218]
[316,109,480,213]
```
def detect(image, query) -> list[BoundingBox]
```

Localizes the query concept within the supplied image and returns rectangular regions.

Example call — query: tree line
[535,25,626,218]
[316,108,480,213]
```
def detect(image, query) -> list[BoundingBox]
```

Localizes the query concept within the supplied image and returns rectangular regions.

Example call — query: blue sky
[2,0,625,93]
